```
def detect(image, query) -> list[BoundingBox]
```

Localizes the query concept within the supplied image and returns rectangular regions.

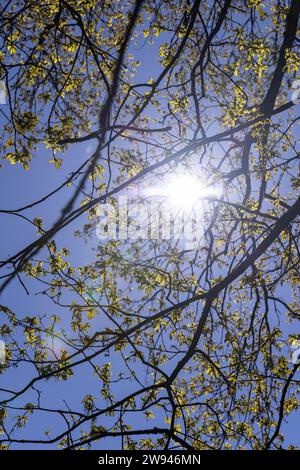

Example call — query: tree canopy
[0,0,300,450]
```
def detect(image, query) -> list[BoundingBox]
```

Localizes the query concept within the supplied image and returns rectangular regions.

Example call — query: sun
[142,170,221,211]
[163,173,208,209]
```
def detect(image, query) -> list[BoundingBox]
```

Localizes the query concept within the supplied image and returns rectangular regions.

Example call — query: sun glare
[164,174,207,208]
[143,172,222,210]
